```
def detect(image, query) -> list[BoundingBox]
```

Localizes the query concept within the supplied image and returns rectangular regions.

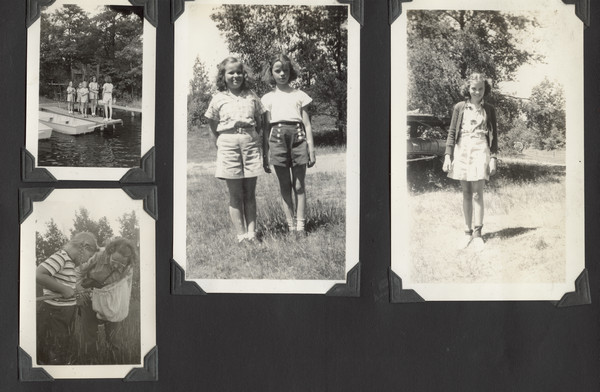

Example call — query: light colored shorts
[103,93,113,104]
[215,128,263,179]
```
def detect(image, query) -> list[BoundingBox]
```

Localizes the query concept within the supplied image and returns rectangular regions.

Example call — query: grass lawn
[186,120,347,280]
[407,157,566,284]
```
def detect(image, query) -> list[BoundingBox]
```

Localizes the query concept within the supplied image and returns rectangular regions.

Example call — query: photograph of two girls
[174,2,360,288]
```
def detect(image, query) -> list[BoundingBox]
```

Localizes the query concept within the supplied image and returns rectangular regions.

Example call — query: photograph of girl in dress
[36,4,143,168]
[404,9,574,284]
[183,4,350,281]
[35,207,141,365]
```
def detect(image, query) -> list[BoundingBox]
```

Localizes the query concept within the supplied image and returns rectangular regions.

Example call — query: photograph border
[18,187,157,380]
[24,0,157,182]
[389,0,587,301]
[172,0,361,294]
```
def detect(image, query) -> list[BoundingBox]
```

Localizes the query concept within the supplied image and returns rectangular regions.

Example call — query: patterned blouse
[205,90,265,133]
[461,101,488,135]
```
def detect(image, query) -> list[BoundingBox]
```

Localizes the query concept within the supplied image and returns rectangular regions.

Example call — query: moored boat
[39,111,98,135]
[38,122,53,139]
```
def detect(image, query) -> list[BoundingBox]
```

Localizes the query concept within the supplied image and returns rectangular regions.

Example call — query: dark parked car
[407,114,450,162]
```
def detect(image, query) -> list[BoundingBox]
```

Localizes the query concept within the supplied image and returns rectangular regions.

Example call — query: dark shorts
[269,122,309,167]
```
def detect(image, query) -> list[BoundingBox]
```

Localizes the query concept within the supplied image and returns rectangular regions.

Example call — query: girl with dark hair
[76,237,137,363]
[443,73,498,250]
[205,57,266,243]
[261,54,316,234]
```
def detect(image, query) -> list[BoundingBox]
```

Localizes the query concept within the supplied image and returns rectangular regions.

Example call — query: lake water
[38,109,142,168]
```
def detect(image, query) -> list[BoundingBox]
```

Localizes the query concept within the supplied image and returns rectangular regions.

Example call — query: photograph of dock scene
[36,4,143,168]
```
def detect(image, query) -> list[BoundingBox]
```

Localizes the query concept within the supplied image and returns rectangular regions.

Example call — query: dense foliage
[40,5,143,104]
[407,10,565,151]
[188,5,348,137]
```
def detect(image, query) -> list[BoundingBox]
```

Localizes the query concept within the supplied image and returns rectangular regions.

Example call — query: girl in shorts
[80,81,89,118]
[261,54,316,234]
[205,57,266,243]
[102,76,114,121]
[443,73,498,250]
[88,76,99,117]
[66,81,75,114]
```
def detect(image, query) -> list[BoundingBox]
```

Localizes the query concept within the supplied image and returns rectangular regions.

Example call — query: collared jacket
[445,100,498,157]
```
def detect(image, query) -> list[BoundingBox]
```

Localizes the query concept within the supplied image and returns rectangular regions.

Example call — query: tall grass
[407,158,566,283]
[186,118,347,280]
[186,170,346,280]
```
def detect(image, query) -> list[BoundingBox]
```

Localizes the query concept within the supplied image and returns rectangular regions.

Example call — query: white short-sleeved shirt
[261,88,312,123]
[205,90,265,133]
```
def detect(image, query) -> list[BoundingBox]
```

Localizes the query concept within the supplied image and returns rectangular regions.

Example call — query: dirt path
[188,152,346,176]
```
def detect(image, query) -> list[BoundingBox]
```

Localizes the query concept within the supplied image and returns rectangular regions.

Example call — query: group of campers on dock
[66,75,114,121]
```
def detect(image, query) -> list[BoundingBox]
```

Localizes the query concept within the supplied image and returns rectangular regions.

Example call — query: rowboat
[38,122,53,139]
[38,111,98,135]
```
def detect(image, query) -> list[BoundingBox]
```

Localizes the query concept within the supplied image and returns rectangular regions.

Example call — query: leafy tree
[39,5,143,104]
[36,219,68,265]
[188,57,214,130]
[210,5,348,137]
[70,207,114,246]
[524,78,565,150]
[118,210,140,246]
[407,10,538,117]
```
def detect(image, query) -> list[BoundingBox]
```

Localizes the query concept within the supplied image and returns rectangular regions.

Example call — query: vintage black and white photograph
[391,0,584,300]
[26,0,156,181]
[20,189,156,379]
[173,0,360,293]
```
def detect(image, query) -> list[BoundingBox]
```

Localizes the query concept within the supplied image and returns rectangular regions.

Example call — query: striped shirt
[205,90,265,133]
[40,249,77,307]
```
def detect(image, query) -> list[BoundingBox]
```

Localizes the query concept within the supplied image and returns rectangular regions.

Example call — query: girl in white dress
[443,73,498,250]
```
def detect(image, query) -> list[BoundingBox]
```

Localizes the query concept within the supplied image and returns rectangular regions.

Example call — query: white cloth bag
[91,269,133,322]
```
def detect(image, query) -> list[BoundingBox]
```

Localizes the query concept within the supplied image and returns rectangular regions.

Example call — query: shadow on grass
[483,227,537,241]
[408,158,566,194]
[313,127,346,148]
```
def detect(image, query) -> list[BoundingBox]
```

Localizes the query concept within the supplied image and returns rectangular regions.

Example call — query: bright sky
[32,189,140,239]
[180,4,232,88]
[497,9,579,98]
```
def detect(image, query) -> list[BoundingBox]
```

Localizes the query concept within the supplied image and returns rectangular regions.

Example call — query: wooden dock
[40,105,124,128]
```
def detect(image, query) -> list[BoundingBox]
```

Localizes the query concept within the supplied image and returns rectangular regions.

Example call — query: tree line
[40,5,143,104]
[36,207,139,266]
[408,10,566,151]
[188,5,348,140]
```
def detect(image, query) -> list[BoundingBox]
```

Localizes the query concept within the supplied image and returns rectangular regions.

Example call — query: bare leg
[460,180,473,230]
[274,166,295,229]
[242,178,257,235]
[225,179,246,236]
[291,165,307,223]
[472,180,485,227]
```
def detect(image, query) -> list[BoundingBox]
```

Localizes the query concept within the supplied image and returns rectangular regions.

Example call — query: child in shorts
[66,81,75,114]
[205,57,266,243]
[261,54,316,234]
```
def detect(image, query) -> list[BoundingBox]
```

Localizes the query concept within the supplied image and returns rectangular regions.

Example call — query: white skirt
[448,132,490,181]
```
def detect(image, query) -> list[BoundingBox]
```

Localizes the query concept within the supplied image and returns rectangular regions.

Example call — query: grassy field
[407,154,566,284]
[186,120,346,280]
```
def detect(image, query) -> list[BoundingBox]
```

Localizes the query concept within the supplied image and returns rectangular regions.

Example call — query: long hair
[215,57,249,92]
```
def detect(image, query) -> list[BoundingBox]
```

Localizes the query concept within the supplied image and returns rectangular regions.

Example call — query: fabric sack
[91,269,133,322]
